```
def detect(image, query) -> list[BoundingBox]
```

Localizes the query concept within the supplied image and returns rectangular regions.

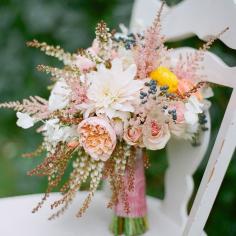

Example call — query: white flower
[48,79,71,112]
[43,119,77,145]
[16,112,34,129]
[184,96,204,125]
[117,48,135,69]
[82,58,143,120]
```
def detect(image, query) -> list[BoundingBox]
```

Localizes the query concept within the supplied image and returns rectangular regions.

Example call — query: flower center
[102,88,118,103]
[151,120,161,136]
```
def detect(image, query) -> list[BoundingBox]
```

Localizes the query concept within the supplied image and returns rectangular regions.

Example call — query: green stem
[110,215,148,236]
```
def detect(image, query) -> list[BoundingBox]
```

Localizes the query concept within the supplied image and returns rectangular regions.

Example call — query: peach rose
[178,79,202,100]
[143,120,170,150]
[77,117,116,161]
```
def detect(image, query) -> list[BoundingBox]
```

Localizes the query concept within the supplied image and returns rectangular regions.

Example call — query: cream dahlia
[81,58,144,120]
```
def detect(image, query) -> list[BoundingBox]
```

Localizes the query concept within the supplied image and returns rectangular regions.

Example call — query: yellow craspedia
[150,66,179,93]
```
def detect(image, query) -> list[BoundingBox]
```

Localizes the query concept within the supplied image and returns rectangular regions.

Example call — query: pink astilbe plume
[0,96,49,119]
[173,53,202,82]
[71,85,87,106]
[67,81,88,114]
[173,27,229,82]
[134,2,168,79]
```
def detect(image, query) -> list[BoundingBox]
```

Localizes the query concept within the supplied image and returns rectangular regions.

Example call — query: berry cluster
[113,33,136,50]
[168,109,177,121]
[198,113,208,131]
[140,80,158,104]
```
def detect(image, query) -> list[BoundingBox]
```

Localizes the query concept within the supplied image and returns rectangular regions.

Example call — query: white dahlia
[81,58,143,120]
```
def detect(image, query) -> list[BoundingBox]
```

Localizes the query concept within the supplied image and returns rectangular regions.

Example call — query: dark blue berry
[140,91,147,96]
[150,85,156,90]
[150,80,156,85]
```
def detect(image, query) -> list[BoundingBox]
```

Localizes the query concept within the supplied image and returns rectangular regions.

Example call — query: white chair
[0,1,235,235]
[131,0,236,235]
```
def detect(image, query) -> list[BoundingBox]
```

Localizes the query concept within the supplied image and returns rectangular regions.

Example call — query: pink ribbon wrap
[115,150,147,218]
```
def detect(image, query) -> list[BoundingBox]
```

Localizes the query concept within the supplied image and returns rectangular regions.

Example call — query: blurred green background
[0,0,235,235]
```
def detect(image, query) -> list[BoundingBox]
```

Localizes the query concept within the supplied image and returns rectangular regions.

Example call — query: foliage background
[0,0,235,235]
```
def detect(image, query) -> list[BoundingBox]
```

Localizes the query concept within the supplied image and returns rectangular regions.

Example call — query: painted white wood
[162,112,210,227]
[183,89,236,236]
[131,0,236,49]
[131,1,211,229]
[131,0,211,231]
[131,0,236,235]
[162,47,236,228]
[161,0,236,49]
[0,192,196,236]
[130,0,169,32]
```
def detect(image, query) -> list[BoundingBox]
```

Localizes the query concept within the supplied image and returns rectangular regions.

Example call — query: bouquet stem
[110,215,148,236]
[110,150,148,236]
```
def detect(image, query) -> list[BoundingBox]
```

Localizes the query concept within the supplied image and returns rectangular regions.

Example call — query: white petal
[113,103,134,112]
[184,111,198,125]
[123,64,137,80]
[202,87,214,99]
[48,79,71,112]
[111,58,123,72]
[16,112,34,129]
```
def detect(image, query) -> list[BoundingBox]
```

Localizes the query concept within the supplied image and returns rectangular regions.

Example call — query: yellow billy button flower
[150,66,179,93]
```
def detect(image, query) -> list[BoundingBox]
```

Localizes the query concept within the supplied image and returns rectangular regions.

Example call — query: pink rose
[77,117,116,161]
[168,102,186,123]
[88,39,100,54]
[74,55,95,72]
[88,39,118,59]
[168,102,187,138]
[124,126,142,146]
[73,40,100,72]
[143,120,170,150]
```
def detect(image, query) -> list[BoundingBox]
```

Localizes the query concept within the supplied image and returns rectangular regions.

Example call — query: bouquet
[0,3,226,236]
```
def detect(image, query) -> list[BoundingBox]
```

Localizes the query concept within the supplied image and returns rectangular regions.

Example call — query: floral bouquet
[0,3,226,236]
